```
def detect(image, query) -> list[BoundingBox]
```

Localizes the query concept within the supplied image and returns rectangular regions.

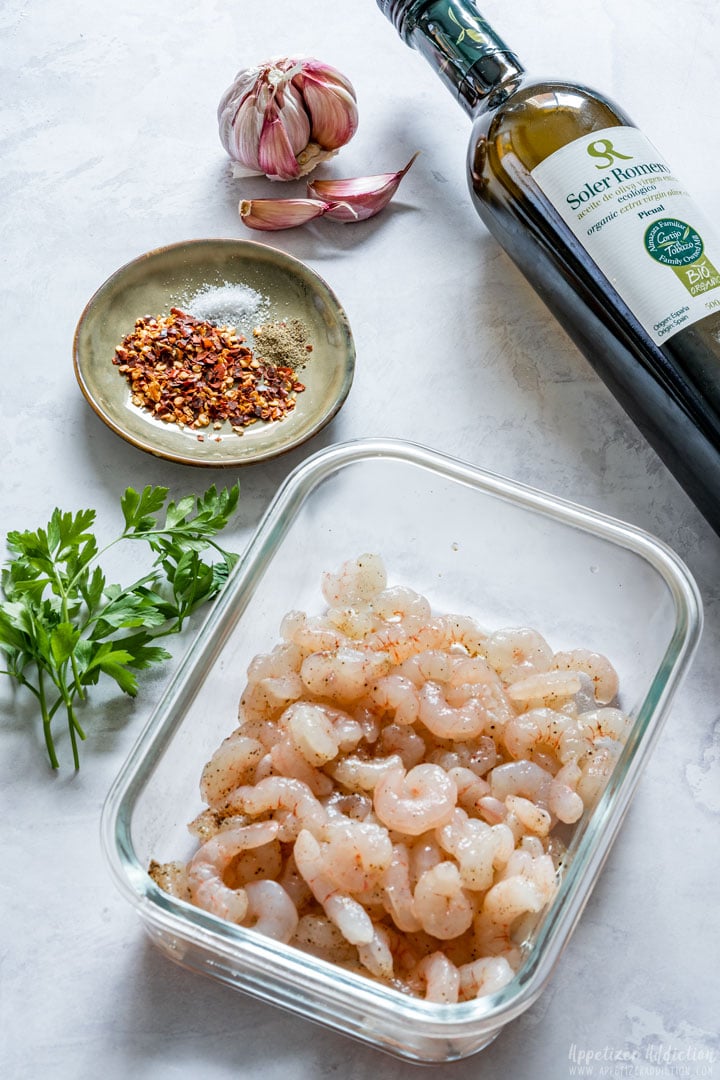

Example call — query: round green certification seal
[644,218,704,267]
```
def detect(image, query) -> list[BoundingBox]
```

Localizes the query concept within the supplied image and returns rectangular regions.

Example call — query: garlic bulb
[218,57,359,182]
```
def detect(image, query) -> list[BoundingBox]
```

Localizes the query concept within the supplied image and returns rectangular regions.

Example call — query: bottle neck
[377,0,524,115]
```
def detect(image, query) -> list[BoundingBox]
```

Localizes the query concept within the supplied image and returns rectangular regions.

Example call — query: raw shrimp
[437,809,514,891]
[282,700,364,767]
[228,776,328,842]
[376,723,427,769]
[577,739,624,805]
[373,585,432,627]
[240,674,304,724]
[366,674,420,725]
[559,707,631,763]
[242,880,299,943]
[382,843,422,932]
[415,951,460,1003]
[321,554,387,607]
[226,839,282,888]
[548,761,584,823]
[484,627,554,682]
[552,649,619,704]
[373,763,457,835]
[318,817,393,893]
[505,795,552,837]
[428,736,499,777]
[281,611,348,655]
[502,706,575,762]
[293,829,374,945]
[323,790,374,822]
[409,835,443,881]
[269,738,334,797]
[330,753,405,793]
[489,759,554,809]
[187,820,280,923]
[458,956,515,1001]
[474,875,548,957]
[357,924,394,980]
[399,650,459,688]
[448,766,491,814]
[163,553,632,1003]
[245,641,302,683]
[413,861,474,939]
[300,647,391,705]
[506,670,583,710]
[200,734,265,808]
[418,682,486,740]
[292,914,356,963]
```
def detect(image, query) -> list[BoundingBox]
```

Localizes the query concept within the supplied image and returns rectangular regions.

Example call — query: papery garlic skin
[218,57,358,181]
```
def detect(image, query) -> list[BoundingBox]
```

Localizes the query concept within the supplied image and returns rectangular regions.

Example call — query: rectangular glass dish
[101,438,702,1064]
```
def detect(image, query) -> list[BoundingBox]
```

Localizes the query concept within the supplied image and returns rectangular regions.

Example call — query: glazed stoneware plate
[73,238,355,466]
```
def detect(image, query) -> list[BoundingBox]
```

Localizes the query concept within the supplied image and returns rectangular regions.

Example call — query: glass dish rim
[100,436,703,1032]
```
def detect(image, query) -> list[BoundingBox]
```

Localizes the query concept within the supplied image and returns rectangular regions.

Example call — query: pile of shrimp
[150,554,631,1004]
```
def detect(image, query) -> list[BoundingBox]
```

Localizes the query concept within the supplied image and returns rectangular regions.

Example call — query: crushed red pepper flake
[112,308,305,433]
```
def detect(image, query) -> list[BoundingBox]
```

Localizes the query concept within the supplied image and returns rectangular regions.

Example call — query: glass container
[101,438,702,1063]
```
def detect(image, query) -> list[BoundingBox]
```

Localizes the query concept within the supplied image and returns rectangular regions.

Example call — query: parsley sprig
[0,483,239,770]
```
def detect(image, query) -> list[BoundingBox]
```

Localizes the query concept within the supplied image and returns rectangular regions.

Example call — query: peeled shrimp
[187,820,280,924]
[418,681,485,740]
[489,759,554,808]
[506,670,583,710]
[300,646,391,705]
[413,861,474,939]
[458,956,515,1001]
[329,753,404,793]
[437,809,514,891]
[321,553,387,607]
[382,843,422,932]
[318,817,393,894]
[373,763,457,835]
[243,880,299,943]
[415,951,460,1003]
[357,924,395,980]
[293,828,374,945]
[228,776,328,841]
[269,738,334,797]
[200,734,265,808]
[484,627,553,682]
[366,674,420,725]
[552,649,619,704]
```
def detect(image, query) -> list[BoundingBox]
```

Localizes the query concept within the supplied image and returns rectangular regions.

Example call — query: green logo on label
[644,218,703,267]
[645,218,720,298]
[586,138,633,169]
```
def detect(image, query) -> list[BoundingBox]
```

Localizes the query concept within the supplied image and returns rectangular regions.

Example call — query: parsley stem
[37,669,59,770]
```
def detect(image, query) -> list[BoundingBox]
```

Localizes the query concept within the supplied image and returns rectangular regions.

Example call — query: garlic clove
[239,197,331,231]
[230,93,266,175]
[307,152,419,222]
[257,104,305,182]
[293,63,359,149]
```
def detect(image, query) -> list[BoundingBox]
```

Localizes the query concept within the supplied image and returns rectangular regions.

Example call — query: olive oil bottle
[377,0,720,534]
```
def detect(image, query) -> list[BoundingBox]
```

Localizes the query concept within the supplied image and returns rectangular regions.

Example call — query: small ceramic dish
[101,439,701,1064]
[73,239,355,467]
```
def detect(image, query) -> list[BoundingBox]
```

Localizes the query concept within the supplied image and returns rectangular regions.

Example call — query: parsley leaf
[0,483,239,770]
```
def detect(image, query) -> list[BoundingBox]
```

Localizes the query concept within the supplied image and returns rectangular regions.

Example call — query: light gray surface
[1,1,718,1078]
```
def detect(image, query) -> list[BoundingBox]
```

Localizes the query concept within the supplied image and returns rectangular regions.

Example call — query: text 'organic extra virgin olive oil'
[377,0,720,534]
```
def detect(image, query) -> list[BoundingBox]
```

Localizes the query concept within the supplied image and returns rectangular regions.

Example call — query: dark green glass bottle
[377,0,720,535]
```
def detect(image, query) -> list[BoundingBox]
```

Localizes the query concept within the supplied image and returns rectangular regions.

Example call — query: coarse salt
[181,281,269,331]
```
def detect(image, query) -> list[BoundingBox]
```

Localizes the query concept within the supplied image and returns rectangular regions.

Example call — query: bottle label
[531,126,720,344]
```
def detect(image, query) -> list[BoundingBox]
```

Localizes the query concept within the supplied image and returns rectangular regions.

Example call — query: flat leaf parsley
[0,483,239,769]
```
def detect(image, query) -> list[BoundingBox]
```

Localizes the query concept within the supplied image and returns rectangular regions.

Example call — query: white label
[531,126,720,344]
